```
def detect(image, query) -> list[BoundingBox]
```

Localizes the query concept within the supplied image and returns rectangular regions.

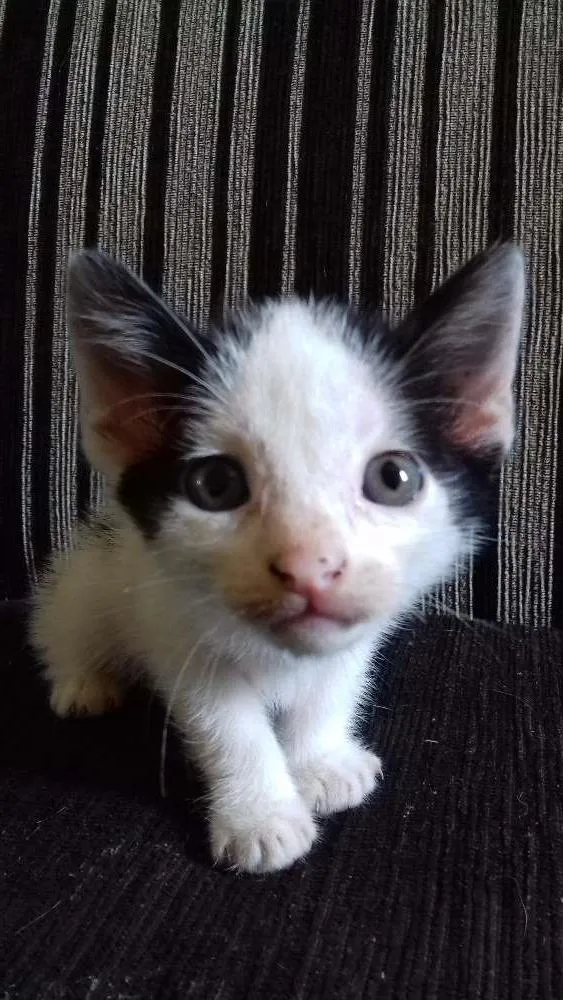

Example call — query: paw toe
[296,744,382,816]
[49,673,124,717]
[211,798,316,874]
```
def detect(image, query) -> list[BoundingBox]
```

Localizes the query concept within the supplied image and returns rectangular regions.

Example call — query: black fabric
[1,609,562,999]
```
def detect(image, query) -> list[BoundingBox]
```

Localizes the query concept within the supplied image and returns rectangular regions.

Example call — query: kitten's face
[68,246,524,656]
[151,302,465,654]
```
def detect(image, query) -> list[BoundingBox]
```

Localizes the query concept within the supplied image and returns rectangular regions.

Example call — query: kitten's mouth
[270,605,368,655]
[237,597,368,651]
[235,591,369,647]
[274,607,351,631]
[255,599,360,635]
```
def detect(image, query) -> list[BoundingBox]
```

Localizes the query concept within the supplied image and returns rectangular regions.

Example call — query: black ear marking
[68,249,211,379]
[393,243,525,456]
[67,250,216,477]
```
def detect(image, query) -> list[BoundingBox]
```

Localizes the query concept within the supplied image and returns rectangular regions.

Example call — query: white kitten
[30,245,525,873]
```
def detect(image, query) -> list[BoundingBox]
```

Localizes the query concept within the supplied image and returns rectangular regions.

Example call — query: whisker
[133,349,229,408]
[121,576,212,594]
[119,404,200,427]
[79,275,220,374]
[396,362,497,395]
[88,390,206,421]
[403,396,483,411]
[159,625,220,799]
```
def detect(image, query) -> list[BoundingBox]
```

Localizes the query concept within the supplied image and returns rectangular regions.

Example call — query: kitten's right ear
[394,244,525,458]
[68,250,204,479]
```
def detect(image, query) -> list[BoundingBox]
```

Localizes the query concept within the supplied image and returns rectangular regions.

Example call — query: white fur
[31,293,504,873]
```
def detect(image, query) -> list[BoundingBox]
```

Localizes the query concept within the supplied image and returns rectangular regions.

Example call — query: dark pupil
[381,460,404,491]
[203,462,233,498]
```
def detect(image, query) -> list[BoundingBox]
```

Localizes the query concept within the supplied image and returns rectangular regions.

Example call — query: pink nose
[269,547,346,594]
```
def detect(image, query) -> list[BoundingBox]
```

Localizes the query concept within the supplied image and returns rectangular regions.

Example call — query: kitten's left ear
[396,244,525,457]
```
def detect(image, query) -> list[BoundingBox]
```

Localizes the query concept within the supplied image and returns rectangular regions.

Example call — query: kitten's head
[68,246,525,655]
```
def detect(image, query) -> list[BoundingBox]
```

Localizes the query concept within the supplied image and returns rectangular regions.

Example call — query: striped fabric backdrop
[0,1,561,626]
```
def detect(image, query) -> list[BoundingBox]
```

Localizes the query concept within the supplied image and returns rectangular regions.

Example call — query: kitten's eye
[363,452,423,506]
[181,456,250,512]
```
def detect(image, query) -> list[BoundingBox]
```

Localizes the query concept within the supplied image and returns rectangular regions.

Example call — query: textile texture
[0,1,562,624]
[1,611,563,999]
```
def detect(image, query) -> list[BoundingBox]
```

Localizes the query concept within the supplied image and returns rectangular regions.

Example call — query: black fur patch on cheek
[117,452,185,540]
[419,433,501,543]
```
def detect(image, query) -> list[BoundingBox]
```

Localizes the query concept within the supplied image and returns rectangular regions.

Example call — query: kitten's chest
[238,648,323,710]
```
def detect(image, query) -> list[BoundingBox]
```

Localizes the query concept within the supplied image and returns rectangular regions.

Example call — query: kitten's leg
[30,551,126,717]
[278,646,382,816]
[176,674,316,873]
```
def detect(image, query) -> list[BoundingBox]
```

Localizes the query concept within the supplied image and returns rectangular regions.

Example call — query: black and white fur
[31,245,525,873]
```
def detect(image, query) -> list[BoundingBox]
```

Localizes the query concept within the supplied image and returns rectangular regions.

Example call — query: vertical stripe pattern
[281,0,310,296]
[0,0,8,37]
[163,0,229,327]
[348,0,376,305]
[49,1,106,553]
[94,0,161,511]
[499,0,563,625]
[98,0,161,270]
[22,0,63,584]
[381,0,428,324]
[224,1,264,308]
[425,0,499,619]
[1,0,562,632]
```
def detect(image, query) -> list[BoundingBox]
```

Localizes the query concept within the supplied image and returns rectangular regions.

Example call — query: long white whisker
[90,391,209,420]
[404,396,483,411]
[121,577,215,596]
[119,404,199,427]
[159,625,219,799]
[134,349,229,408]
[87,278,217,373]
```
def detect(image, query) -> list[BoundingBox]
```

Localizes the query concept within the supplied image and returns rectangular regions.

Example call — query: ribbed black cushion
[1,610,562,999]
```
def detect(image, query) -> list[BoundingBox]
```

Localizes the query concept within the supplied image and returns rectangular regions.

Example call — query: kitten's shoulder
[40,506,130,583]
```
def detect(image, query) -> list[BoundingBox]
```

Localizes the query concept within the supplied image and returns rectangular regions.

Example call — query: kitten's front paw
[49,671,124,717]
[295,742,383,816]
[210,797,317,874]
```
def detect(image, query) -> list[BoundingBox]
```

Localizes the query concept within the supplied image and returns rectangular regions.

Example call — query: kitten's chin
[264,612,368,655]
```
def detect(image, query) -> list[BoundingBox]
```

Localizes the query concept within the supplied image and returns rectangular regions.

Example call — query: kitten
[30,245,525,873]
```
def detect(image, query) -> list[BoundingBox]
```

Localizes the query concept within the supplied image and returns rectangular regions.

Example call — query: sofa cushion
[2,609,562,999]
